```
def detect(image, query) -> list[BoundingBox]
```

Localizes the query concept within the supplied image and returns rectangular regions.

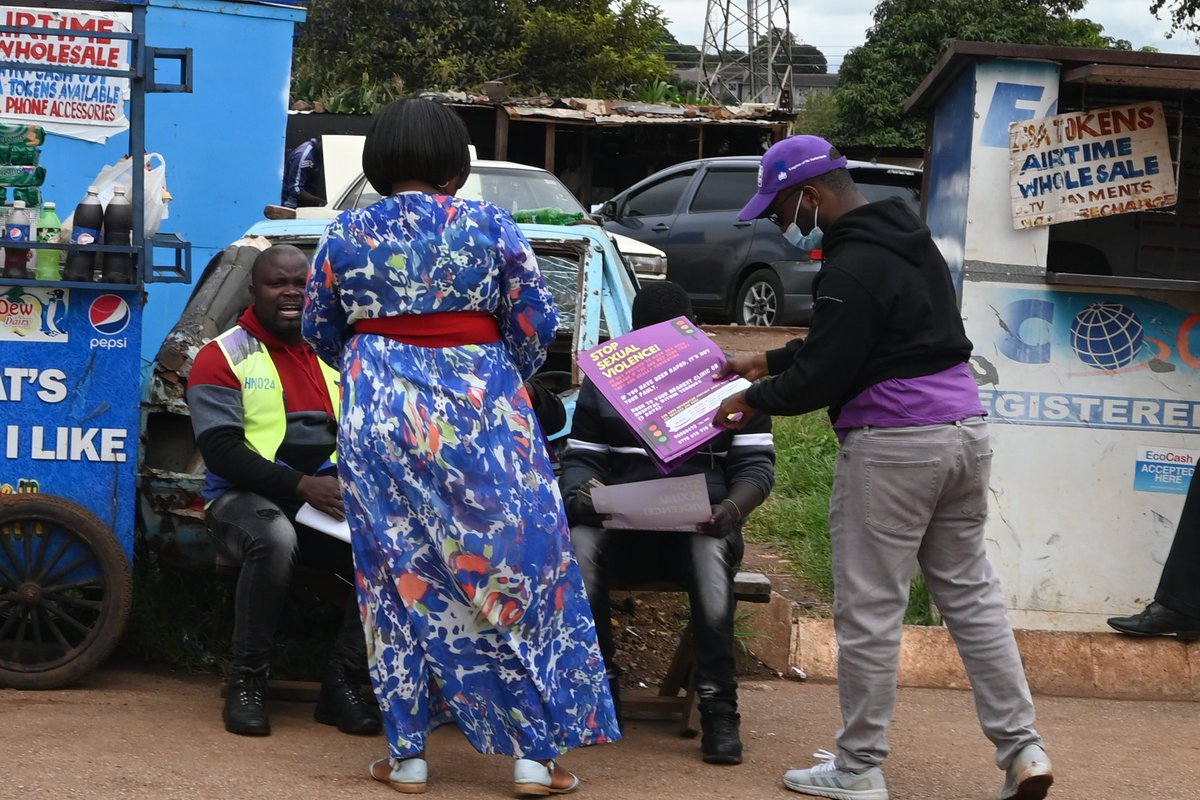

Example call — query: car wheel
[735,269,783,326]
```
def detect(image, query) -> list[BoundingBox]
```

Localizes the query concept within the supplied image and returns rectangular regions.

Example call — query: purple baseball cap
[738,135,848,221]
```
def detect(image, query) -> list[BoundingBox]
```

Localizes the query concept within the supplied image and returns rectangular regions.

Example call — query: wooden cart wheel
[0,494,132,689]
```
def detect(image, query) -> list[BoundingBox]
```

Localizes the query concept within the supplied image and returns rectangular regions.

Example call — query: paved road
[2,659,1196,799]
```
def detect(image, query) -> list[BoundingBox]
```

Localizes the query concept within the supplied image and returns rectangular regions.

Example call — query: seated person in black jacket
[558,281,775,766]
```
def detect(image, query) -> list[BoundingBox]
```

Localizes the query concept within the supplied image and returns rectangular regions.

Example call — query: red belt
[355,311,501,347]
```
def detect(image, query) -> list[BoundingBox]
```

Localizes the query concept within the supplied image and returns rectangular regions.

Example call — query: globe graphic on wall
[1069,303,1144,370]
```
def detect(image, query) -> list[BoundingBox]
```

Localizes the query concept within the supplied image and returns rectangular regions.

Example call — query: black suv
[599,156,922,325]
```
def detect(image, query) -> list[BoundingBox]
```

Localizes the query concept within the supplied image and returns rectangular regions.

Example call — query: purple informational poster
[578,316,751,472]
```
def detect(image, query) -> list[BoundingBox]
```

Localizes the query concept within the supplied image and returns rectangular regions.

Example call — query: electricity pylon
[700,0,793,108]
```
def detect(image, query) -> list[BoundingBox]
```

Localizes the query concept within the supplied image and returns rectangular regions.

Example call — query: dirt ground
[609,539,826,690]
[4,657,1199,800]
[11,539,1195,800]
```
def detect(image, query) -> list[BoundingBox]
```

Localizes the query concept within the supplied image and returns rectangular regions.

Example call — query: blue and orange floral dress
[303,192,620,760]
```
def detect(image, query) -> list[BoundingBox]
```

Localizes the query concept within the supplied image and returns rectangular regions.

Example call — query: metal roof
[420,91,794,128]
[906,41,1200,114]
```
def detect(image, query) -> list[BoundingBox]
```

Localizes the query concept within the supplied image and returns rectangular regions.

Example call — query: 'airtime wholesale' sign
[0,6,131,142]
[1009,101,1177,229]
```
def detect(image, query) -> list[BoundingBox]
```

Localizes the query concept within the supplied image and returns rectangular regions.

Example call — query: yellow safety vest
[213,325,340,464]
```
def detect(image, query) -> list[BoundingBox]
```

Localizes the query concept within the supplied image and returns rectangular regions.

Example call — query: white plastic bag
[66,153,170,236]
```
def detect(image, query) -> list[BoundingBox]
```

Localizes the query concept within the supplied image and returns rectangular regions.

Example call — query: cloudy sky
[655,0,1200,72]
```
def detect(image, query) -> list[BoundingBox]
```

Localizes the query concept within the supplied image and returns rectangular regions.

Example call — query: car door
[602,169,695,256]
[663,166,759,313]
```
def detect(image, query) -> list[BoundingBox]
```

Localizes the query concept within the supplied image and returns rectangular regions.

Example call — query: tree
[1151,0,1200,37]
[792,89,839,138]
[747,29,827,74]
[292,0,673,111]
[519,0,673,96]
[830,0,1129,149]
[659,30,702,69]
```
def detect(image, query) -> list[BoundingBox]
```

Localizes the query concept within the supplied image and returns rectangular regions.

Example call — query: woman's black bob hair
[362,98,472,197]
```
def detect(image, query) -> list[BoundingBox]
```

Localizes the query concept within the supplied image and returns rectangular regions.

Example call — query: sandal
[370,756,428,794]
[513,758,580,796]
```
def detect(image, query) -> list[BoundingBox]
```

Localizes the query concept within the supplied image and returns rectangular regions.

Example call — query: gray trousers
[830,417,1042,773]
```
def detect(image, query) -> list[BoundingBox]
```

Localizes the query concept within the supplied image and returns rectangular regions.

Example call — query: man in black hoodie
[713,136,1053,800]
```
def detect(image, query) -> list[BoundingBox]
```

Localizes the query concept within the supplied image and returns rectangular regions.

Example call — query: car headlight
[623,253,668,279]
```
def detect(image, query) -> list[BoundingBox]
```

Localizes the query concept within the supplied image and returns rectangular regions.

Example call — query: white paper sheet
[590,473,712,532]
[296,503,351,543]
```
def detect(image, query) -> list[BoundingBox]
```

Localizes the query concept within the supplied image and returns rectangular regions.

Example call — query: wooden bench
[233,570,774,733]
[618,571,772,737]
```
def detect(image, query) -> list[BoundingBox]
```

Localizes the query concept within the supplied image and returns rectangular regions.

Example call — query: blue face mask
[783,202,822,251]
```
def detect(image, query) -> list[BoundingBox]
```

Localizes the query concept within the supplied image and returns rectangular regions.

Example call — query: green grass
[743,412,938,626]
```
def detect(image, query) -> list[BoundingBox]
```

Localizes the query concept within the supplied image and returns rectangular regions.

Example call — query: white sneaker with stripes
[782,750,889,800]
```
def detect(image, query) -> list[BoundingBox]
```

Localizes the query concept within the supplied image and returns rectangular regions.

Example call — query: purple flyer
[579,316,751,472]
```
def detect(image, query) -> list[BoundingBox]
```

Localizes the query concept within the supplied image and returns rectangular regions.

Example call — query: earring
[435,180,449,191]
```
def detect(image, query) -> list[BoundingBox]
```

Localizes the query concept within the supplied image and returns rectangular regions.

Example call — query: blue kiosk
[0,0,303,689]
[906,43,1200,632]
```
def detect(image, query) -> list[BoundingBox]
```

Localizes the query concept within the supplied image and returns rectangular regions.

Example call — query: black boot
[700,705,743,765]
[606,668,622,728]
[314,658,382,735]
[224,666,270,736]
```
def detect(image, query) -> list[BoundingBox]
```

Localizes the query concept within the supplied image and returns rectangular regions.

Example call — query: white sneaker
[782,750,889,800]
[1000,743,1053,800]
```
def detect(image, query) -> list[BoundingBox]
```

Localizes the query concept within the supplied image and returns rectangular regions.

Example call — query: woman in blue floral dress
[302,98,620,796]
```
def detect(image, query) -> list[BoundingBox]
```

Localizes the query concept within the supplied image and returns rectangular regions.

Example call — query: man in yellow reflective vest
[187,244,380,737]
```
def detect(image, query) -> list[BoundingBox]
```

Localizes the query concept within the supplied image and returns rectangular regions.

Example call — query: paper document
[590,473,712,532]
[296,503,351,543]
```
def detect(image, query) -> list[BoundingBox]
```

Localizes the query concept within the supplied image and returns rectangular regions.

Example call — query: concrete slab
[790,618,1200,701]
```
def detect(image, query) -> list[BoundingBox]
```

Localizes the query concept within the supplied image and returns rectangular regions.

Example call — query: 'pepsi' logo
[89,294,131,335]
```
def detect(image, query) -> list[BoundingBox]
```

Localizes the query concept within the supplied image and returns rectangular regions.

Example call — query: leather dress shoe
[1107,601,1200,640]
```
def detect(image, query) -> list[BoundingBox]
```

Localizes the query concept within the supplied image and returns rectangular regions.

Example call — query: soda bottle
[63,185,103,282]
[35,201,62,281]
[0,187,8,276]
[2,199,32,279]
[101,184,134,284]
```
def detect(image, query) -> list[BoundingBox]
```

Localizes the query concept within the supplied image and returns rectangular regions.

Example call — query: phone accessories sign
[1009,101,1178,229]
[0,6,131,143]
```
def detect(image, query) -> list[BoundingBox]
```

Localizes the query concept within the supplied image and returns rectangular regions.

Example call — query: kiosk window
[1047,83,1199,288]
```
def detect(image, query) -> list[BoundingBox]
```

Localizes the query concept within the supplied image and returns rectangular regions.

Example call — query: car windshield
[848,168,922,213]
[345,165,590,217]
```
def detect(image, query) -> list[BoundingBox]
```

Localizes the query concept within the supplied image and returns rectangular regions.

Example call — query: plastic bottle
[63,185,102,282]
[0,187,8,274]
[512,207,585,225]
[35,202,62,281]
[2,199,32,279]
[101,185,134,284]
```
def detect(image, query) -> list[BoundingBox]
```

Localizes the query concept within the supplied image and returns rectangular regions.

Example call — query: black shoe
[314,678,382,735]
[700,709,743,765]
[1107,601,1200,640]
[224,668,270,736]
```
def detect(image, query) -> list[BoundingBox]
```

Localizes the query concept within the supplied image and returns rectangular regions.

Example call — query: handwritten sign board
[1009,101,1177,229]
[0,6,131,143]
